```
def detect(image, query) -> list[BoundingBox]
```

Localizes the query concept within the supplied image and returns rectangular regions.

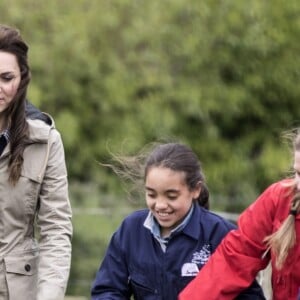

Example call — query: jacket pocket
[9,174,41,218]
[129,272,158,300]
[4,255,38,300]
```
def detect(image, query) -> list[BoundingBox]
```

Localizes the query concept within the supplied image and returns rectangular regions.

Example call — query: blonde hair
[263,130,300,269]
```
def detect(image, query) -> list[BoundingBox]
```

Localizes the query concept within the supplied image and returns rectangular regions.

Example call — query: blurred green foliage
[1,0,300,297]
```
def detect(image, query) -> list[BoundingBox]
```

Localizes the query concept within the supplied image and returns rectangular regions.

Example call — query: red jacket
[179,180,300,300]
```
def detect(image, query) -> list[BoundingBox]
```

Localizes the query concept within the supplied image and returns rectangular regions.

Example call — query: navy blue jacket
[91,205,265,299]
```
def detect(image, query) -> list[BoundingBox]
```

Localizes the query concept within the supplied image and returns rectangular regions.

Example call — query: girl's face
[145,166,200,237]
[294,150,300,192]
[0,51,21,118]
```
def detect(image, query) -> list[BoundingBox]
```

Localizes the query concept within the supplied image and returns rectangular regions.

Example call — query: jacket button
[24,264,31,272]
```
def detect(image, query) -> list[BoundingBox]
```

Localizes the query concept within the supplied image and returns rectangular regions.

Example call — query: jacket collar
[182,204,204,240]
[144,204,195,239]
[0,118,54,158]
[27,117,54,142]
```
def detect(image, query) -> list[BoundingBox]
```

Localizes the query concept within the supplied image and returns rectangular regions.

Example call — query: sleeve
[36,129,73,300]
[178,183,280,300]
[91,228,131,300]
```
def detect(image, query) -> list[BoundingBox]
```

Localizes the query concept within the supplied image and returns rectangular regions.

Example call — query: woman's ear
[192,181,201,200]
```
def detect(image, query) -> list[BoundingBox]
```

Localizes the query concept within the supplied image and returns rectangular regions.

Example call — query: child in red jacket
[179,130,300,300]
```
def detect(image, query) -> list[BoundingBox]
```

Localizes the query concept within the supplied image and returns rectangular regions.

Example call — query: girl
[91,142,264,299]
[179,130,300,300]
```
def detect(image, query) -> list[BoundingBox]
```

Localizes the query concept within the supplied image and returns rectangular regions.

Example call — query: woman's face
[145,166,200,237]
[0,51,21,116]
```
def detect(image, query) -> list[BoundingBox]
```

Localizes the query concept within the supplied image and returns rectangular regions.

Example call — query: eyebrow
[145,187,155,192]
[0,71,16,76]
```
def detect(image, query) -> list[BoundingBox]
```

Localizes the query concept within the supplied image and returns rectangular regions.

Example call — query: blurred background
[1,0,300,298]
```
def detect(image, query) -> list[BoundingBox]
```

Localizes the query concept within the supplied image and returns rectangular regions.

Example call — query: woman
[0,24,72,299]
[91,142,264,299]
[179,130,300,300]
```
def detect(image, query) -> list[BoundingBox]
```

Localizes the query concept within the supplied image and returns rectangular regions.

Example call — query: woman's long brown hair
[0,25,31,184]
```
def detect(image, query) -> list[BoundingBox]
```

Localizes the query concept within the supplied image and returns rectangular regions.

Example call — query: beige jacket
[0,118,72,300]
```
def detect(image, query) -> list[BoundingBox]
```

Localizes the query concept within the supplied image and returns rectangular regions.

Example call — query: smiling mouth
[157,211,172,217]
